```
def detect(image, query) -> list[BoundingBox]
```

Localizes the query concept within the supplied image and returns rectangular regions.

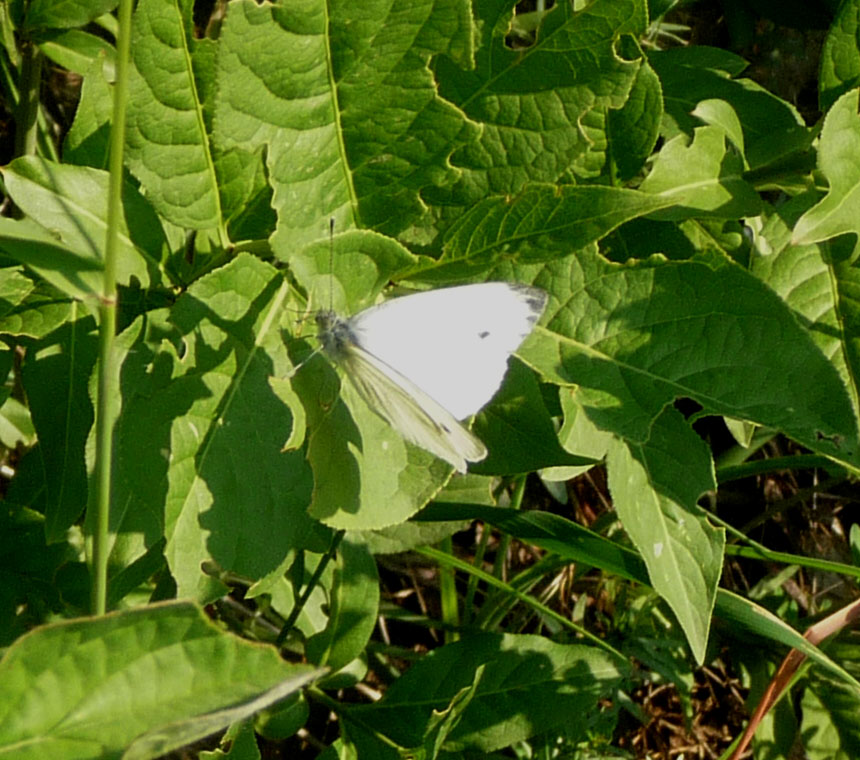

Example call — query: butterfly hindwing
[340,343,487,473]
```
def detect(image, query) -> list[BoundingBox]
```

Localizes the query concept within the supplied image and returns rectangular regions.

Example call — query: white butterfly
[315,282,548,472]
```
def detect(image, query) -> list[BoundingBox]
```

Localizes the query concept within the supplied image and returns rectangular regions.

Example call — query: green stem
[276,530,345,647]
[90,0,134,616]
[13,41,42,158]
[491,476,526,580]
[438,535,459,643]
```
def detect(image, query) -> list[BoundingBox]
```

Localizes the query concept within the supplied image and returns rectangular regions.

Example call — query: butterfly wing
[338,342,487,473]
[348,283,547,419]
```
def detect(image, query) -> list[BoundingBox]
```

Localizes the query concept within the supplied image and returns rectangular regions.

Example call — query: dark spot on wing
[478,330,490,339]
[441,423,452,433]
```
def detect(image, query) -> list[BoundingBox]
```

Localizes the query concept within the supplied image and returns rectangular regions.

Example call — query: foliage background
[1,0,860,757]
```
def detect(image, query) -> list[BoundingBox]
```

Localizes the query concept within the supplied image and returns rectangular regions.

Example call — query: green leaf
[749,195,860,417]
[519,249,860,466]
[639,125,761,218]
[36,29,116,76]
[21,306,98,541]
[0,396,36,449]
[0,158,168,295]
[0,217,108,302]
[422,184,673,283]
[355,476,486,555]
[254,694,308,742]
[472,359,587,474]
[199,721,261,760]
[418,664,484,759]
[288,232,456,531]
[306,538,380,672]
[419,502,650,584]
[0,267,36,318]
[691,98,748,161]
[608,41,663,182]
[126,0,222,230]
[0,601,321,760]
[713,591,860,692]
[0,507,78,647]
[123,672,320,760]
[648,46,810,171]
[289,230,418,314]
[349,633,626,752]
[213,0,475,248]
[429,0,645,208]
[296,358,453,530]
[793,89,860,246]
[0,279,80,340]
[64,55,114,168]
[22,0,117,31]
[104,253,323,601]
[607,407,724,664]
[820,0,860,111]
[802,672,860,759]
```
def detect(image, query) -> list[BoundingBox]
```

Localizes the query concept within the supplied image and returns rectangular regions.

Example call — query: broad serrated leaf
[749,195,860,417]
[648,46,810,171]
[349,633,626,752]
[519,249,859,467]
[0,602,320,760]
[419,184,673,283]
[793,89,860,246]
[429,0,645,208]
[126,0,222,229]
[640,125,761,218]
[103,253,323,601]
[213,0,476,249]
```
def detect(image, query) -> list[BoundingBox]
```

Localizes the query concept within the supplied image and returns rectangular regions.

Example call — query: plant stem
[276,530,346,647]
[90,0,134,616]
[13,41,42,158]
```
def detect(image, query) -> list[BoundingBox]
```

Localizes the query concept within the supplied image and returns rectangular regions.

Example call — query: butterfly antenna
[286,219,334,377]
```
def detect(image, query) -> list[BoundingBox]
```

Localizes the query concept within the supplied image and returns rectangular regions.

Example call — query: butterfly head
[315,310,355,360]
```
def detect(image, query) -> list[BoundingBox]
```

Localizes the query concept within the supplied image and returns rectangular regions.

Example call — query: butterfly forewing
[347,283,547,419]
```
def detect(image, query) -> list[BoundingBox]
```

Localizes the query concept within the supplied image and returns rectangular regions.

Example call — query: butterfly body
[316,283,547,472]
